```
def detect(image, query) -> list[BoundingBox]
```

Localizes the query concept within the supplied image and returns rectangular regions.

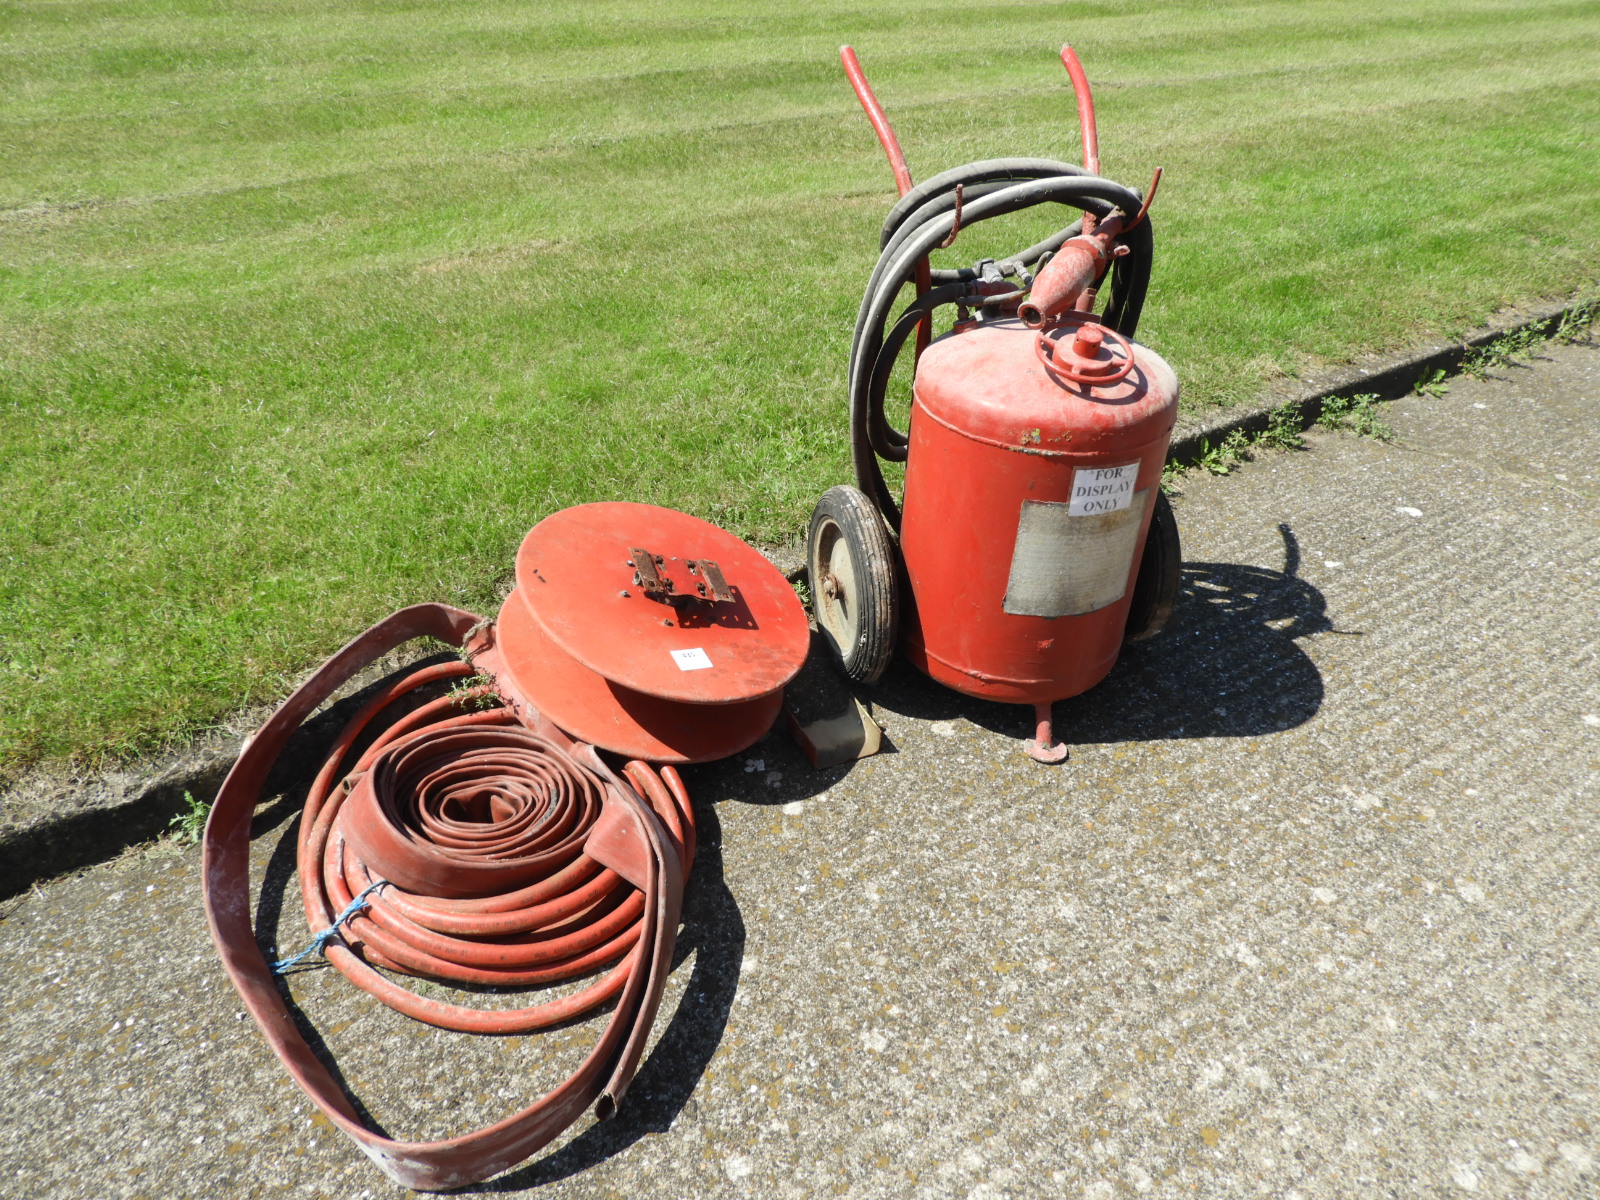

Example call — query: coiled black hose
[849,158,1154,527]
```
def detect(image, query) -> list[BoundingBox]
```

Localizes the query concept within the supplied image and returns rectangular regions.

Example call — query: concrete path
[3,342,1597,1199]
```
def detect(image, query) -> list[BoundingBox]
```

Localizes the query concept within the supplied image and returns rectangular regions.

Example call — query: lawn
[3,0,1599,772]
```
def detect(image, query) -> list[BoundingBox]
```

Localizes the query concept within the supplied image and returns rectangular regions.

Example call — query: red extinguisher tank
[899,313,1178,705]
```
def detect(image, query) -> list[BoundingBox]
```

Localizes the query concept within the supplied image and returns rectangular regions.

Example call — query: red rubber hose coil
[202,605,693,1190]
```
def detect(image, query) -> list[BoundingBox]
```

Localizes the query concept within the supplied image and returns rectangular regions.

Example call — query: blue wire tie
[271,879,388,974]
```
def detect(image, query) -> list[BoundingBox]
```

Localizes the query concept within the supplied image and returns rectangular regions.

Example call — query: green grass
[4,0,1600,771]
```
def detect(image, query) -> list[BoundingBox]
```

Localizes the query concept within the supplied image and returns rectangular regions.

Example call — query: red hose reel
[490,502,810,764]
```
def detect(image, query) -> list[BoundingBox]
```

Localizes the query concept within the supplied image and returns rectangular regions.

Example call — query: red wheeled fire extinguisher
[808,44,1182,762]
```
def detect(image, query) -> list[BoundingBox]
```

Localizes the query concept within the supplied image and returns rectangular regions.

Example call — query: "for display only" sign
[1067,462,1141,516]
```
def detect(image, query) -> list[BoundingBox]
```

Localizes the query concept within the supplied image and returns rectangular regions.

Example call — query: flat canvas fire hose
[202,603,691,1190]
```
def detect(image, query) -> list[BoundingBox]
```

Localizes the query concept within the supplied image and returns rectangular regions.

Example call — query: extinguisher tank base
[902,630,1118,707]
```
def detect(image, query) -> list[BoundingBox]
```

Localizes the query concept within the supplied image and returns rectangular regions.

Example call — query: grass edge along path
[4,295,1592,901]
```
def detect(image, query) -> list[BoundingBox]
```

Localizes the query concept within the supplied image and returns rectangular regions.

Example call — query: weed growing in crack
[1198,429,1252,475]
[1414,368,1449,398]
[1174,400,1304,485]
[1554,300,1597,344]
[168,789,208,845]
[1462,326,1544,378]
[1261,401,1306,450]
[1167,302,1589,487]
[1318,392,1392,441]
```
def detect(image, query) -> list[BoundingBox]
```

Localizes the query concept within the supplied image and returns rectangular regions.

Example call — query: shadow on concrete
[872,523,1335,747]
[474,800,743,1192]
[248,807,399,1137]
[681,731,893,811]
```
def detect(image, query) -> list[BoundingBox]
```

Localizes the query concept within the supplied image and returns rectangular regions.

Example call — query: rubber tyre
[807,485,899,683]
[1124,488,1181,643]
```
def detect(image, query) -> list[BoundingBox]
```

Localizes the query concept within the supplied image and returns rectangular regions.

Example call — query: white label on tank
[1067,462,1141,516]
[671,647,713,671]
[1003,491,1149,618]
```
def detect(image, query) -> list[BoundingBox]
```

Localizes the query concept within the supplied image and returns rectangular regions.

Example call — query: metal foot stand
[1023,702,1069,764]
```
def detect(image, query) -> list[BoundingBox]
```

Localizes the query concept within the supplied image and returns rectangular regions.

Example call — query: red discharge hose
[290,660,695,1035]
[203,604,692,1190]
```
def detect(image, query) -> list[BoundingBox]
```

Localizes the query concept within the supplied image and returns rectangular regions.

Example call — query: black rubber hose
[880,158,1091,248]
[864,174,1135,321]
[866,281,967,462]
[853,173,1141,431]
[847,164,1153,525]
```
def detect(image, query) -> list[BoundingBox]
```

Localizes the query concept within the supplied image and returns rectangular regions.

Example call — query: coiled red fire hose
[298,658,694,1032]
[203,604,692,1190]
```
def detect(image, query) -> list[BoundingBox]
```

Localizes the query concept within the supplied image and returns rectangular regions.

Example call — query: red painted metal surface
[1047,48,1161,318]
[1024,701,1071,764]
[1059,45,1101,177]
[515,502,809,705]
[1035,319,1136,388]
[1017,211,1128,328]
[840,44,914,197]
[898,319,1179,707]
[840,44,933,357]
[493,583,785,763]
[203,604,691,1190]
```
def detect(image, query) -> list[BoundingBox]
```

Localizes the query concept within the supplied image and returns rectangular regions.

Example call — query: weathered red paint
[1060,44,1101,176]
[1017,212,1128,328]
[1036,320,1137,388]
[898,316,1179,708]
[495,502,808,763]
[840,44,934,358]
[840,44,914,197]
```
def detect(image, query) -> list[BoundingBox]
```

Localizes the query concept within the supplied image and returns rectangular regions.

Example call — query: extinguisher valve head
[1071,326,1105,358]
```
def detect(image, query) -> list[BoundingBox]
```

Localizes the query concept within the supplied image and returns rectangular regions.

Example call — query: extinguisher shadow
[1059,556,1331,746]
[882,524,1336,745]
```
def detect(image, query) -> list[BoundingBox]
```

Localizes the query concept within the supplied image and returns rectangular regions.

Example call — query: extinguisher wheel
[806,485,899,683]
[1124,489,1182,643]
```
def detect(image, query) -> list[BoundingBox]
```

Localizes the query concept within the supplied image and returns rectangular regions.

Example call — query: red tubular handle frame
[840,45,914,197]
[1059,44,1101,177]
[841,45,933,358]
